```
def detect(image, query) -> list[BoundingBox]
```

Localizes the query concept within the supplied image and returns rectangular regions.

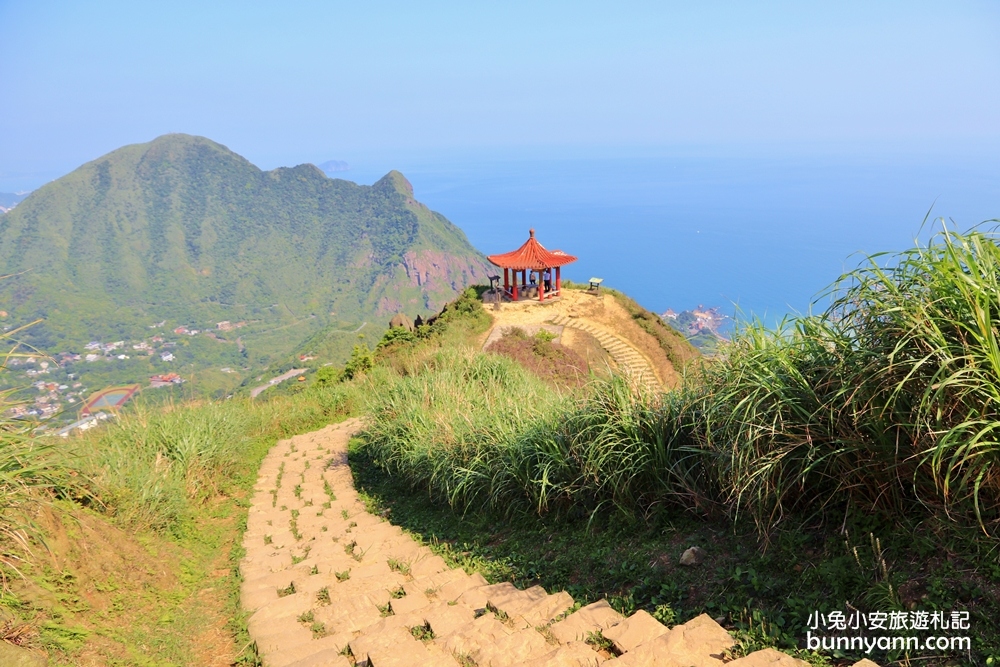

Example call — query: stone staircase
[240,421,877,667]
[549,315,660,392]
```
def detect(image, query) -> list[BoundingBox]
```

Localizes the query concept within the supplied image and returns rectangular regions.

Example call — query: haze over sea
[346,144,1000,328]
[4,3,998,332]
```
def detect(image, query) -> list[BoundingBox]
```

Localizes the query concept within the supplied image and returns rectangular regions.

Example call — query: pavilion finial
[529,228,535,238]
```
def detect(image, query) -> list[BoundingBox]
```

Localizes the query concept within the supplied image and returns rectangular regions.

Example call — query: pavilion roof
[487,229,578,270]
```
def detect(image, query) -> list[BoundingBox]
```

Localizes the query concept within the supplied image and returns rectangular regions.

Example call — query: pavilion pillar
[556,266,561,293]
[539,270,545,302]
[503,268,509,294]
[512,270,519,300]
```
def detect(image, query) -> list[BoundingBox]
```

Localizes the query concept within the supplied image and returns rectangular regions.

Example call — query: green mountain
[0,134,490,396]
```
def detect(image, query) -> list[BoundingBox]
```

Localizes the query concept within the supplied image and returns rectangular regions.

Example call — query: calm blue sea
[343,146,1000,328]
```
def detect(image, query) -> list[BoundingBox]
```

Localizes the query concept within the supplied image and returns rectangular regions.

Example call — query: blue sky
[1,1,998,190]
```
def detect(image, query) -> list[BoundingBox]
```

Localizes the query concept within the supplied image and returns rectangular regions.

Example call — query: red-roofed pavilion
[488,229,577,302]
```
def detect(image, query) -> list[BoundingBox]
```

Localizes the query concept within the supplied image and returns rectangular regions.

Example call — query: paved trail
[251,369,307,398]
[241,421,877,667]
[548,315,659,393]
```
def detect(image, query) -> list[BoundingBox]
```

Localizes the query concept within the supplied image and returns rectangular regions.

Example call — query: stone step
[487,583,575,627]
[475,627,552,666]
[513,641,605,667]
[601,610,668,654]
[550,600,625,644]
[553,317,659,390]
[725,647,810,666]
[349,625,414,664]
[241,418,870,667]
[284,646,352,667]
[436,614,513,660]
[423,600,477,637]
[390,590,431,615]
[438,571,490,603]
[603,614,732,667]
[269,635,351,667]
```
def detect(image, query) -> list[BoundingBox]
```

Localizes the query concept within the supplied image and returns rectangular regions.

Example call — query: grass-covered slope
[0,382,357,665]
[5,228,1000,665]
[605,288,701,372]
[0,134,490,376]
[365,228,1000,530]
[351,228,1000,665]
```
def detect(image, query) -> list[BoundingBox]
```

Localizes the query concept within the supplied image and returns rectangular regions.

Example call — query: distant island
[318,159,350,174]
[662,305,729,353]
[0,191,30,214]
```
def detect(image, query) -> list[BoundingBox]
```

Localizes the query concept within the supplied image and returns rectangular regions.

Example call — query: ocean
[343,145,1000,329]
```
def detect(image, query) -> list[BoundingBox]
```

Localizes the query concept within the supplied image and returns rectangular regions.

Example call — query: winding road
[251,368,307,398]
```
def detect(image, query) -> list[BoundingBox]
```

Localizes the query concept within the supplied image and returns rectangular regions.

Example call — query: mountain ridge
[0,133,490,393]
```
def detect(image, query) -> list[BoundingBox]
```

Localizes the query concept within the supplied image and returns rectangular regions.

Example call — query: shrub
[313,366,340,387]
[428,287,491,334]
[377,327,416,349]
[341,345,374,381]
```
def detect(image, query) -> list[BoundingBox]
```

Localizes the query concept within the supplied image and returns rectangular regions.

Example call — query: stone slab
[438,614,512,658]
[726,648,810,667]
[515,641,606,667]
[475,627,551,666]
[423,601,477,638]
[390,591,431,616]
[550,600,625,644]
[438,572,489,602]
[349,625,413,663]
[602,610,668,654]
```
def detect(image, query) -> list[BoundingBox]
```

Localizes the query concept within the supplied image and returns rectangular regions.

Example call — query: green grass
[351,439,1000,666]
[359,347,573,514]
[361,354,714,520]
[361,228,1000,532]
[353,227,1000,665]
[0,337,89,585]
[694,225,1000,530]
[5,229,1000,665]
[0,381,358,665]
[80,385,356,532]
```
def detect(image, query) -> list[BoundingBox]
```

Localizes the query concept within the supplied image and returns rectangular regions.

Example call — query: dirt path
[240,422,869,667]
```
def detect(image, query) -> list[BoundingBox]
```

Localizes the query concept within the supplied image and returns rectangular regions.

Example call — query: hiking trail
[240,421,878,667]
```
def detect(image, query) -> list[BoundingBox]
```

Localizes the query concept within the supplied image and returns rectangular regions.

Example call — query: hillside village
[2,319,248,423]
